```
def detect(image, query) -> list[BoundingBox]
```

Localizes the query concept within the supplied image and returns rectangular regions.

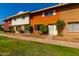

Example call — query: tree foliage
[25,24,31,32]
[56,20,65,35]
[40,24,48,34]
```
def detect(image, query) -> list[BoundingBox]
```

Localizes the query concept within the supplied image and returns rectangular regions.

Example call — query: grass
[0,36,79,56]
[0,30,4,33]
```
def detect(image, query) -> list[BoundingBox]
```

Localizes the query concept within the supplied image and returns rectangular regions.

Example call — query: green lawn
[0,30,4,33]
[0,36,79,56]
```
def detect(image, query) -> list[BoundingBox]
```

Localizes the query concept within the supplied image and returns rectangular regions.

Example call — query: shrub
[11,27,15,33]
[7,27,15,33]
[16,26,23,33]
[7,27,11,33]
[0,26,3,31]
[18,28,24,33]
[40,24,48,34]
[56,20,65,36]
[0,25,4,31]
[25,24,31,33]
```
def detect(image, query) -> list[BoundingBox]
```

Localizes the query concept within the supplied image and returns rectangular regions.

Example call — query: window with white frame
[42,10,56,17]
[68,22,79,32]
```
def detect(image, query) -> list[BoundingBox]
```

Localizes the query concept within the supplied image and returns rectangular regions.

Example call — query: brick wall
[4,19,12,31]
[60,4,79,38]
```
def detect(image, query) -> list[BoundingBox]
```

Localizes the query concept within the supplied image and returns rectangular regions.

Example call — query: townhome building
[4,3,79,38]
[30,4,62,35]
[60,3,79,38]
[4,11,30,33]
[30,3,79,38]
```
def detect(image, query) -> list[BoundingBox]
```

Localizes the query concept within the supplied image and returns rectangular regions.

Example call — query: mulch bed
[4,33,79,43]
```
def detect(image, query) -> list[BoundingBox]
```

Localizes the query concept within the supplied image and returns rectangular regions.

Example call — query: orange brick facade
[30,4,79,38]
[30,8,61,34]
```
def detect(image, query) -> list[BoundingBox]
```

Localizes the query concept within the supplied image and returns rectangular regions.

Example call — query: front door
[48,25,57,35]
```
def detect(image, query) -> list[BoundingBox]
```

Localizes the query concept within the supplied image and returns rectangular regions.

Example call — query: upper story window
[22,16,25,19]
[42,10,56,17]
[13,18,16,21]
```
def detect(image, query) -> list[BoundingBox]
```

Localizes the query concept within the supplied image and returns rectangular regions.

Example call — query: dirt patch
[53,35,79,43]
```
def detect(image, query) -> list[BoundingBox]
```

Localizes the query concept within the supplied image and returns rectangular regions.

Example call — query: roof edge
[4,11,30,21]
[31,3,69,13]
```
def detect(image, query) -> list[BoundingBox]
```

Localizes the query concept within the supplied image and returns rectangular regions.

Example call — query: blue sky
[0,3,58,24]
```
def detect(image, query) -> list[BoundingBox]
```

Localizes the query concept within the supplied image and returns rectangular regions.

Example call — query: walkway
[0,33,79,49]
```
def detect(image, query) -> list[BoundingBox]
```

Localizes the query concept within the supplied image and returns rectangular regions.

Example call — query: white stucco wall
[12,15,29,26]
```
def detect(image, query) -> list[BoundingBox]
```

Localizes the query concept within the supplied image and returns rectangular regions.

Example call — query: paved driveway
[0,33,79,49]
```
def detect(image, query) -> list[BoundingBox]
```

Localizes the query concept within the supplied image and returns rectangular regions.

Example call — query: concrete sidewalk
[0,33,79,49]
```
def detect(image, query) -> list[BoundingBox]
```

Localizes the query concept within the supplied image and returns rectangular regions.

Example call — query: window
[44,11,53,16]
[22,16,25,19]
[68,22,79,32]
[35,25,41,31]
[42,10,56,17]
[13,18,16,21]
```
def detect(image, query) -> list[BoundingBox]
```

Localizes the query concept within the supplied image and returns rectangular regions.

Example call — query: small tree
[25,24,31,33]
[40,24,48,34]
[11,27,15,33]
[56,20,65,36]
